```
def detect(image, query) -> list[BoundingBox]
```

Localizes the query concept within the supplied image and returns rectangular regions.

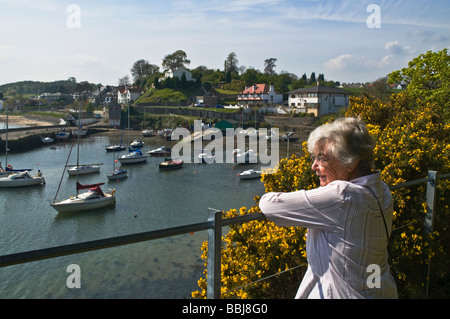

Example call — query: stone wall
[135,106,319,130]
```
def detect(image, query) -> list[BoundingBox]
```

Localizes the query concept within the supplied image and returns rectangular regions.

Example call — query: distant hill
[0,79,81,95]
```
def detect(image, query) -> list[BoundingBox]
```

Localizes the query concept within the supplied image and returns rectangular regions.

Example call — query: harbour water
[0,131,275,298]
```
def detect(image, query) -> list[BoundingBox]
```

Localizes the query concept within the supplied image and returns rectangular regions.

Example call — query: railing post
[424,170,437,298]
[424,170,437,234]
[207,209,222,299]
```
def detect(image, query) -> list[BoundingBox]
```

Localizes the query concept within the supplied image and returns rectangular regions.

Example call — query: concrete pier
[0,125,109,153]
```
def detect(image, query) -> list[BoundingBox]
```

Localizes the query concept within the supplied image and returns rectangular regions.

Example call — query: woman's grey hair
[307,117,376,175]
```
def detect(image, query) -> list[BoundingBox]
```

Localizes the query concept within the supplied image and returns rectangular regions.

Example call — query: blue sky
[0,0,449,86]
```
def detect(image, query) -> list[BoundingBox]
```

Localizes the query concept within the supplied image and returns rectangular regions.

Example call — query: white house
[117,87,143,104]
[237,84,283,106]
[287,83,352,116]
[162,67,195,82]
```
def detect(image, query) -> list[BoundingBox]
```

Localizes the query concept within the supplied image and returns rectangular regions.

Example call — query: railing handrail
[389,172,450,190]
[0,171,449,298]
[0,220,215,268]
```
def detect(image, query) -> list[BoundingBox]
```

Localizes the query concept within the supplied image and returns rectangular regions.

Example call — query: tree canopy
[131,59,160,82]
[162,50,191,71]
[388,48,450,108]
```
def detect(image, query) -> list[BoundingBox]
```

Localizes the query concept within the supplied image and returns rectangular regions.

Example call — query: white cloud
[407,29,449,43]
[384,41,416,56]
[323,54,356,71]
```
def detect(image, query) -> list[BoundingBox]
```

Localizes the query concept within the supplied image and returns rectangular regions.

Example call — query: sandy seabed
[0,115,56,127]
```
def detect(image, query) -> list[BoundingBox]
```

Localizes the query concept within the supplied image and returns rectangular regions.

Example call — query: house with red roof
[237,84,283,106]
[117,86,144,104]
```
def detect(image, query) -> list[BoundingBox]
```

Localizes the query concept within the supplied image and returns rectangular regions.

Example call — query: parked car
[215,104,224,108]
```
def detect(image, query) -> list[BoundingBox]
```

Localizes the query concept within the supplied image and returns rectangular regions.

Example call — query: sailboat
[55,128,70,140]
[105,128,126,152]
[118,104,147,164]
[51,104,115,213]
[67,163,101,176]
[0,170,45,187]
[107,150,128,180]
[0,106,44,187]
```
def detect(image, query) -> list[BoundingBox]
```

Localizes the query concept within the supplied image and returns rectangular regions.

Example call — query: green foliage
[134,88,189,104]
[388,48,450,109]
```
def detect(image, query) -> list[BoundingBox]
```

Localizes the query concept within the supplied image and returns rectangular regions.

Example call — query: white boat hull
[148,146,171,157]
[105,145,125,152]
[41,137,54,144]
[238,170,261,180]
[118,153,147,164]
[107,170,128,180]
[0,175,45,187]
[142,130,153,137]
[67,165,100,176]
[130,140,144,148]
[51,193,115,213]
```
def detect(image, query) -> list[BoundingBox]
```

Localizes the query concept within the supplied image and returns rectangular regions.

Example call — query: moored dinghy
[107,169,128,180]
[237,169,261,180]
[159,159,183,170]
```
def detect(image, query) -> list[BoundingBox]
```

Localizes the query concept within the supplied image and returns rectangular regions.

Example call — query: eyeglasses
[311,154,328,165]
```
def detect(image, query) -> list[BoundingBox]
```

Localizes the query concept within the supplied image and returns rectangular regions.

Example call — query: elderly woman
[259,117,398,299]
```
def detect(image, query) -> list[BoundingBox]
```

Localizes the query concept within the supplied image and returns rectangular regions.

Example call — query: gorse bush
[192,153,316,299]
[346,92,449,298]
[192,50,450,299]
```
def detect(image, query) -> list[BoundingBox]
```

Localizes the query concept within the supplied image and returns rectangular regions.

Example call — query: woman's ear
[348,159,360,173]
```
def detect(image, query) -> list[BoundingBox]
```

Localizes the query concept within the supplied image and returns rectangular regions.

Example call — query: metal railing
[0,170,449,298]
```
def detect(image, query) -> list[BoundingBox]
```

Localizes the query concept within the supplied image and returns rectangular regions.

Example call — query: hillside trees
[224,52,239,74]
[131,59,159,82]
[264,58,277,76]
[388,49,449,105]
[162,49,191,71]
[130,50,333,96]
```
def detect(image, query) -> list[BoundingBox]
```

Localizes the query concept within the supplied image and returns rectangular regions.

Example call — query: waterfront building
[117,86,144,104]
[237,84,283,107]
[287,82,352,116]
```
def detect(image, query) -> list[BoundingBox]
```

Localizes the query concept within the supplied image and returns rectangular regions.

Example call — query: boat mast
[5,104,8,168]
[76,102,81,197]
[127,99,130,150]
